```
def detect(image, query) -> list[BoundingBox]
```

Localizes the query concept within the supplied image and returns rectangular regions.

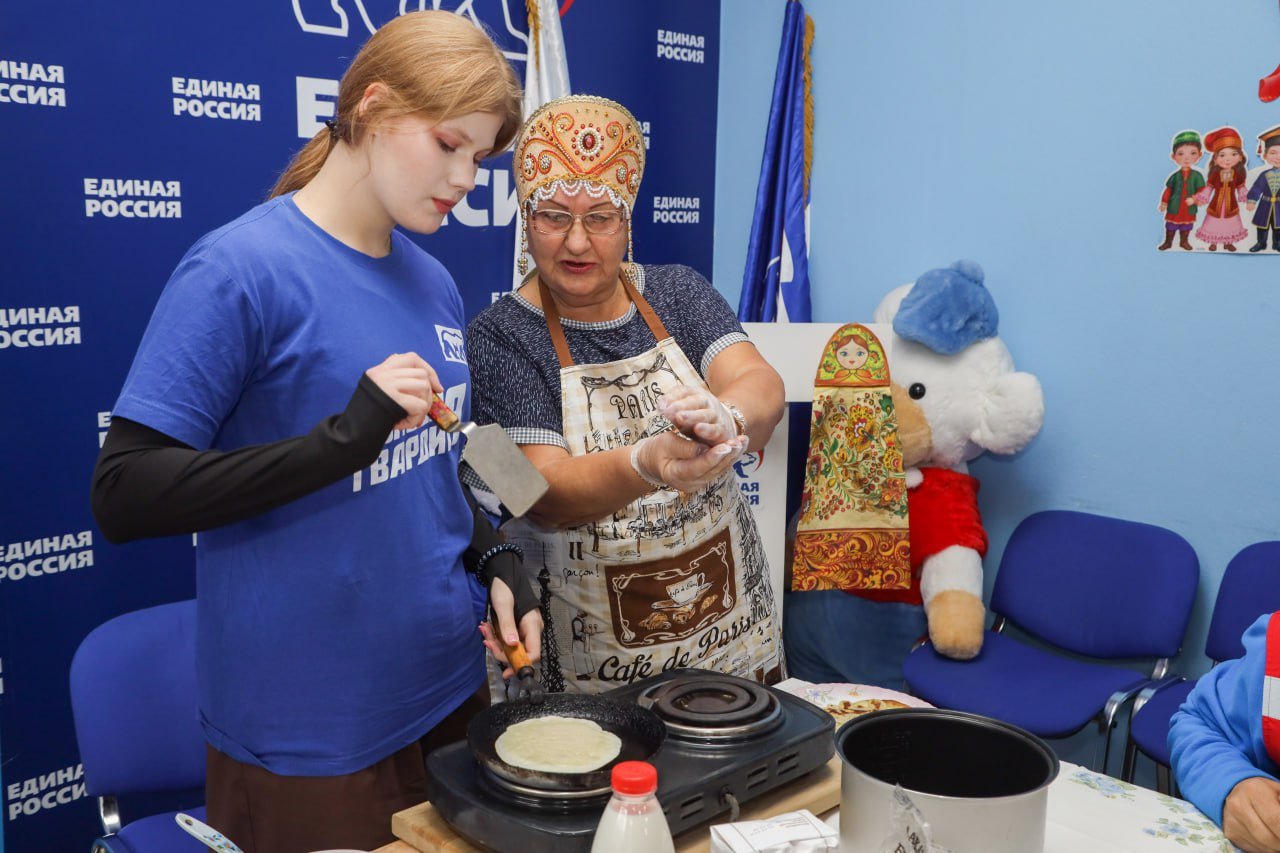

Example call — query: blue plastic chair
[902,510,1199,773]
[1121,541,1280,793]
[69,600,208,853]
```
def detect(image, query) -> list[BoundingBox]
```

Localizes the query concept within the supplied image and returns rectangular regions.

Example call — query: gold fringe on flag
[802,12,814,200]
[527,0,541,71]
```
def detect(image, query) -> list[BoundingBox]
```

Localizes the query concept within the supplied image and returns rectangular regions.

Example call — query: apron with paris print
[495,271,785,695]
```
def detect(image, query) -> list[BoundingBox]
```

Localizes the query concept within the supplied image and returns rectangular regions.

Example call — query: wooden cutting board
[380,755,841,853]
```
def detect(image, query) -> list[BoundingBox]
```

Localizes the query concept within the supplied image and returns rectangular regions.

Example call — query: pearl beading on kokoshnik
[531,179,629,217]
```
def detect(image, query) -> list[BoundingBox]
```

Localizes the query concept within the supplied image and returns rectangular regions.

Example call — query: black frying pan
[467,692,666,792]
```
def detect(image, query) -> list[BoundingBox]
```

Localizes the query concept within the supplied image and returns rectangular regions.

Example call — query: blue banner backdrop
[0,3,719,850]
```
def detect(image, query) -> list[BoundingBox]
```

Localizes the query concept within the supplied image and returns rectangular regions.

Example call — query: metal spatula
[427,398,549,518]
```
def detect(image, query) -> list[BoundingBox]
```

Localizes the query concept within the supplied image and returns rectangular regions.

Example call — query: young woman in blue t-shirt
[91,12,539,852]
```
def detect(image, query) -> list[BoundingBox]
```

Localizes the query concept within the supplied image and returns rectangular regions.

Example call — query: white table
[776,680,1233,852]
[822,760,1233,852]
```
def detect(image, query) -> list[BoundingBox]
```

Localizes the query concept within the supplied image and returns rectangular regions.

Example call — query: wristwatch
[722,402,748,437]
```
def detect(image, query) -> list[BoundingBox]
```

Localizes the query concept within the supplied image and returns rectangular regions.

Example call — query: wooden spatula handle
[489,608,535,674]
[427,397,460,432]
[499,634,534,673]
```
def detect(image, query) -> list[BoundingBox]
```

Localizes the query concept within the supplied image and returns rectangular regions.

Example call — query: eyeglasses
[529,209,626,236]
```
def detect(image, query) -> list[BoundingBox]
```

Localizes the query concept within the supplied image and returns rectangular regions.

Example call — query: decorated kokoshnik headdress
[514,95,645,274]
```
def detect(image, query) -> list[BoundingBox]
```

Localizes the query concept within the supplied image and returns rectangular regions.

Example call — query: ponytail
[270,130,335,199]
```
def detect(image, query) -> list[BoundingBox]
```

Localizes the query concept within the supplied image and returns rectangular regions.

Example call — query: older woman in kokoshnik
[468,94,787,695]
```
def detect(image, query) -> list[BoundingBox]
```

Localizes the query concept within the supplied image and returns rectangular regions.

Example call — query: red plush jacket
[848,467,988,606]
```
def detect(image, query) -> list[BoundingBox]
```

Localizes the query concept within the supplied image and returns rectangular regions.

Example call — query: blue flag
[738,0,812,323]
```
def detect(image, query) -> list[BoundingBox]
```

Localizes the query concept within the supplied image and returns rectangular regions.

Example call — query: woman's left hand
[660,385,738,446]
[480,578,543,680]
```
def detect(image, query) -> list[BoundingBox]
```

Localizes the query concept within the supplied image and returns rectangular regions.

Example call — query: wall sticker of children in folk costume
[1159,129,1205,251]
[1246,125,1280,252]
[1159,125,1280,254]
[1192,127,1250,252]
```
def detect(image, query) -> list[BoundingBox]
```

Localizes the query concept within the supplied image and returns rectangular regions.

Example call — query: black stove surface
[426,670,835,853]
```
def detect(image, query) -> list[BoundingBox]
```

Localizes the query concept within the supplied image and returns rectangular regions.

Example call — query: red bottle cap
[611,760,658,795]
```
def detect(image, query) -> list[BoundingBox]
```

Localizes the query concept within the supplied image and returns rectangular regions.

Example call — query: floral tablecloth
[1045,762,1232,852]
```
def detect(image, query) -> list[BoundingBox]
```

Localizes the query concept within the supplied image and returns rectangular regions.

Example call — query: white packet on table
[709,808,838,853]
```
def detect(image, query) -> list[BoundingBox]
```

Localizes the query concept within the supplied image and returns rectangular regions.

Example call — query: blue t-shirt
[114,194,483,776]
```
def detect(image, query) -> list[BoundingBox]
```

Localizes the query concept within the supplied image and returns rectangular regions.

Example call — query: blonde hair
[270,10,521,198]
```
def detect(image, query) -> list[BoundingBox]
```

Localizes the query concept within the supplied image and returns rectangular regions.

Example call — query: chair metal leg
[1093,715,1114,774]
[99,796,121,836]
[1096,680,1153,775]
[1120,735,1139,782]
[1155,763,1172,795]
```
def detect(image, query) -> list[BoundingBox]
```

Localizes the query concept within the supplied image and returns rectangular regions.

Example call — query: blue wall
[718,0,1280,770]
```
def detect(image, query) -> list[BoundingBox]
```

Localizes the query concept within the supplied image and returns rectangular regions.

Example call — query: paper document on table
[710,809,838,852]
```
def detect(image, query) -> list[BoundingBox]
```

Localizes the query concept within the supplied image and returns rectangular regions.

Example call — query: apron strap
[536,266,672,369]
[537,277,576,370]
[620,268,673,342]
[1263,614,1280,765]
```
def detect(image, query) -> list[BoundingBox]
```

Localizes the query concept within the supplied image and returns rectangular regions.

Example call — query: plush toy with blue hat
[892,259,999,354]
[784,261,1044,688]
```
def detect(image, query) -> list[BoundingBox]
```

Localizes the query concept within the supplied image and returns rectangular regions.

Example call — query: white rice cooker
[836,707,1059,853]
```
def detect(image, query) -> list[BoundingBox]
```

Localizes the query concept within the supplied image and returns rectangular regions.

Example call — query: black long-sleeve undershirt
[91,374,404,543]
[90,375,538,619]
[461,487,540,622]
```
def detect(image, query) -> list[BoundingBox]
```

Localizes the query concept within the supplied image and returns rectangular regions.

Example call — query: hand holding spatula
[484,605,545,704]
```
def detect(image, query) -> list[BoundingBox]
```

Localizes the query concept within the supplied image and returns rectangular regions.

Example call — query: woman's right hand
[365,352,442,431]
[632,430,746,493]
